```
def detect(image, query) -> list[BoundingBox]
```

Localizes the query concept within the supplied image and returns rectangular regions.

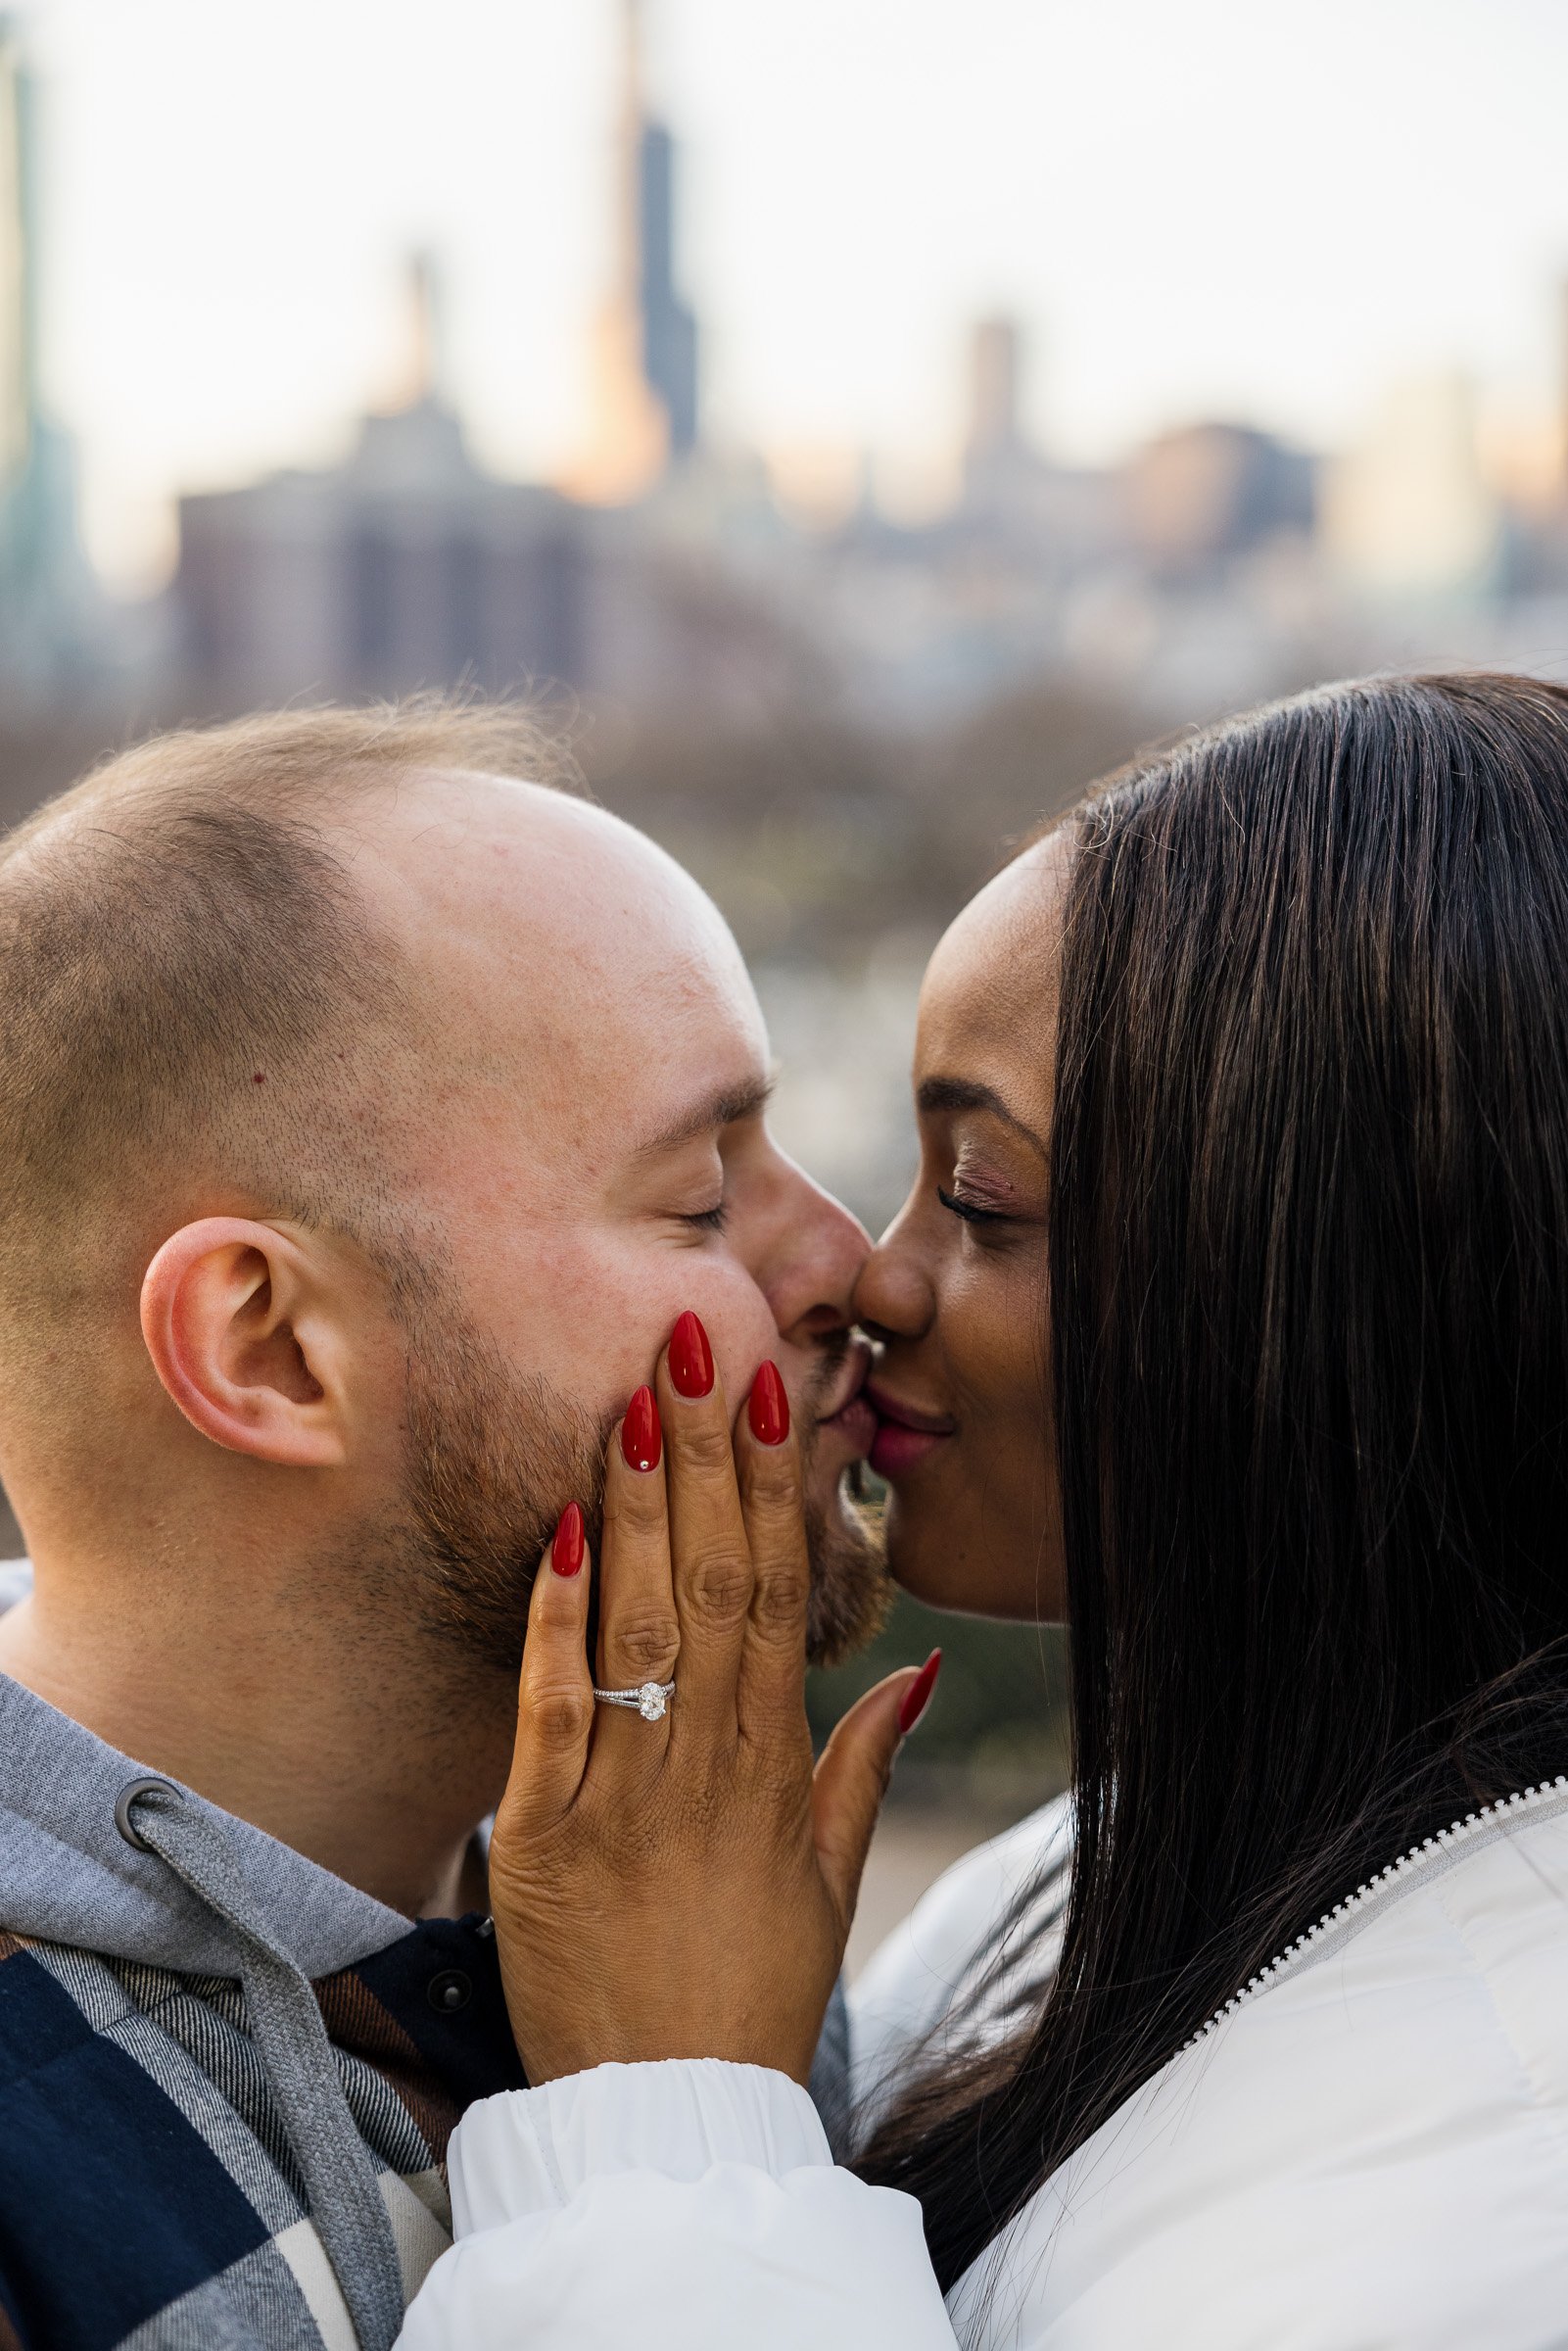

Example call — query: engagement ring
[592,1679,676,1722]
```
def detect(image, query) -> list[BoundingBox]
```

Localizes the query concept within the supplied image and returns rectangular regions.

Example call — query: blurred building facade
[1122,421,1315,580]
[177,266,589,704]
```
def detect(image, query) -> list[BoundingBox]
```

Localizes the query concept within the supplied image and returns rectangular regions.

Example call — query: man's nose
[763,1159,871,1339]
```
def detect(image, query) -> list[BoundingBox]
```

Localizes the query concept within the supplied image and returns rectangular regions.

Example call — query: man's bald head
[0,702,567,1362]
[0,700,884,1675]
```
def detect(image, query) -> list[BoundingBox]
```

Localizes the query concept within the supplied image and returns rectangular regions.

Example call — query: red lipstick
[867,1384,954,1481]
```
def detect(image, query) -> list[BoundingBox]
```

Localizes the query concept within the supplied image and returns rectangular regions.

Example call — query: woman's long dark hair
[860,673,1568,2287]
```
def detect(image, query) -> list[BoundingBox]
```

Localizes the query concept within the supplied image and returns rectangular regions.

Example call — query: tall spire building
[636,94,698,453]
[571,0,700,501]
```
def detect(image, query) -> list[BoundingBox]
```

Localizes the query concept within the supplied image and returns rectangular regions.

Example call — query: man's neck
[0,1559,514,1921]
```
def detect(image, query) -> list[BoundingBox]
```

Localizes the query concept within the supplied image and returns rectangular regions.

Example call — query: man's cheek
[515,1236,777,1417]
[625,1270,778,1421]
[699,1291,782,1416]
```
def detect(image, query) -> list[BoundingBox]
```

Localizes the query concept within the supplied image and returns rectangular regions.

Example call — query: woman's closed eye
[936,1184,1011,1227]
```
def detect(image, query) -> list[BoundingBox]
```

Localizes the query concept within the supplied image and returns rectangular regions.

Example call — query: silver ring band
[593,1678,675,1722]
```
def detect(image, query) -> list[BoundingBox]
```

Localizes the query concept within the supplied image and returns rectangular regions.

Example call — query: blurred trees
[808,1580,1070,1816]
[589,677,1157,962]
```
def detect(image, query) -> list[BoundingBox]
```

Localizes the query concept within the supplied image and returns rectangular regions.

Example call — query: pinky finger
[502,1502,596,1838]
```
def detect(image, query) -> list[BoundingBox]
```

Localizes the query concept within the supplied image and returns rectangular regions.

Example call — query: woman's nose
[852,1198,934,1343]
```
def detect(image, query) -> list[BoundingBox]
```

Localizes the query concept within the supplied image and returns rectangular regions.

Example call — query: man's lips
[865,1382,955,1480]
[815,1342,877,1460]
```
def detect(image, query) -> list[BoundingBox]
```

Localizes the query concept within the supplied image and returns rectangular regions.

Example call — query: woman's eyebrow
[917,1075,1047,1155]
[633,1074,775,1159]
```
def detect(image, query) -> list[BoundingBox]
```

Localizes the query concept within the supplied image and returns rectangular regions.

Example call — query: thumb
[811,1651,941,1928]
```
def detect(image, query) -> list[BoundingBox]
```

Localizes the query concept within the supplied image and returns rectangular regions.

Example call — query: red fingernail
[551,1502,585,1577]
[668,1310,714,1399]
[747,1360,789,1446]
[621,1385,662,1472]
[898,1650,941,1736]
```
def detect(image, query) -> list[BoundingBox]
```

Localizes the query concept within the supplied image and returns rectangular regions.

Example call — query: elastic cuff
[449,2059,834,2236]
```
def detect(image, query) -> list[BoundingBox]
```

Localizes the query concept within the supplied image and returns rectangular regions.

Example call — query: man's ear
[140,1218,354,1467]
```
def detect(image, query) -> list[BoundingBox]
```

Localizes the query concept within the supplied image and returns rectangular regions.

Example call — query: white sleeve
[394,2058,959,2351]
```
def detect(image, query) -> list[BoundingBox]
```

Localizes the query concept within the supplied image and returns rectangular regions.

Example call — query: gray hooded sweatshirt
[0,1563,850,2351]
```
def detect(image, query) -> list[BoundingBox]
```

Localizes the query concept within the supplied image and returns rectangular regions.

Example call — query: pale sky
[24,0,1568,584]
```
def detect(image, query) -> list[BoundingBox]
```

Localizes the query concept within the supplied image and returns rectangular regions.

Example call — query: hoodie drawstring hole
[114,1775,184,1850]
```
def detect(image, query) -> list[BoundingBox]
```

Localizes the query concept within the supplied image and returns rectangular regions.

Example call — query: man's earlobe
[140,1218,350,1468]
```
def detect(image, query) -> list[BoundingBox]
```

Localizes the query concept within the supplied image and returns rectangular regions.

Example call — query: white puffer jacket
[397,1781,1568,2350]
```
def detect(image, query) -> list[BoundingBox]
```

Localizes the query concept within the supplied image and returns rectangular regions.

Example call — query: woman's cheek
[943,1253,1022,1403]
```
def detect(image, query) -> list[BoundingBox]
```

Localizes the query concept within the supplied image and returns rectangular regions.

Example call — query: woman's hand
[485,1314,935,2089]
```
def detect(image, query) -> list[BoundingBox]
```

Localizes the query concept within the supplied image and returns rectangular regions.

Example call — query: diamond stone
[638,1682,667,1722]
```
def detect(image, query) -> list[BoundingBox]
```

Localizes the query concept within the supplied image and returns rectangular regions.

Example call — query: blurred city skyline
[18,0,1568,590]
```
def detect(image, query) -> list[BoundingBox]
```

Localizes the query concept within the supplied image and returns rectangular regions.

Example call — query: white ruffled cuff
[448,2060,834,2236]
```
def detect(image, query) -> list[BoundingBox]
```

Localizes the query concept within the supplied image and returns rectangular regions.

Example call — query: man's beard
[372,1276,889,1679]
[793,1338,894,1667]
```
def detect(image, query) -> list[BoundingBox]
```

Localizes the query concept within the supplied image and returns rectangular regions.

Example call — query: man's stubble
[368,1270,890,1680]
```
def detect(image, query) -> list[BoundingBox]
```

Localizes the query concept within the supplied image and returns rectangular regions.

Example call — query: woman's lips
[866,1384,955,1481]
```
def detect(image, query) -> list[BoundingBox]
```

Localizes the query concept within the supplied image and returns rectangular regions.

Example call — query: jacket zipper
[1184,1772,1568,2051]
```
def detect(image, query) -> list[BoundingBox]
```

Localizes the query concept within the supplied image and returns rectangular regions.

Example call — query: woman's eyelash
[681,1203,728,1233]
[936,1184,1008,1226]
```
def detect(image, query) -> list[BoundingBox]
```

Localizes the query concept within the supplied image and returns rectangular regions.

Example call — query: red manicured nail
[898,1650,942,1736]
[668,1310,714,1399]
[551,1502,585,1577]
[621,1385,662,1472]
[747,1360,789,1446]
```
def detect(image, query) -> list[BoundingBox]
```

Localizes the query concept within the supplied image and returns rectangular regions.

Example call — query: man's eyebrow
[916,1076,1047,1155]
[633,1074,776,1158]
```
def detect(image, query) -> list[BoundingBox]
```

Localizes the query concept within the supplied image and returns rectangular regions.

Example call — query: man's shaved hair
[0,699,569,1360]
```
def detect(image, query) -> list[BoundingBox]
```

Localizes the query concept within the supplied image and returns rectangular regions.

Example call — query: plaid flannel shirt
[0,1903,526,2348]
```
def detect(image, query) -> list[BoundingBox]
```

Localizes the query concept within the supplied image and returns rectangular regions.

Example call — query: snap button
[427,1968,472,2014]
[114,1775,183,1850]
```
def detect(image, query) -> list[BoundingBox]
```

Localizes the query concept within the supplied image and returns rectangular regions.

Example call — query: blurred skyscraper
[962,316,1030,509]
[0,19,30,485]
[0,16,100,692]
[572,0,700,501]
[1322,373,1499,601]
[637,90,698,452]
